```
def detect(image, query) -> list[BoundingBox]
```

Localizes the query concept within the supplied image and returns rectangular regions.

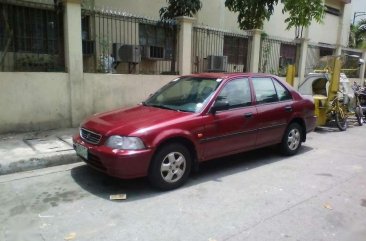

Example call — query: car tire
[148,143,192,190]
[280,123,303,156]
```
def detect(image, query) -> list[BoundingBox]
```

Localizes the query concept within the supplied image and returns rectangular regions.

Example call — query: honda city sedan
[73,73,316,190]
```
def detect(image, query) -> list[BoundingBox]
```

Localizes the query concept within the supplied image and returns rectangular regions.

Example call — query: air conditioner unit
[112,44,141,63]
[207,55,228,72]
[143,45,165,60]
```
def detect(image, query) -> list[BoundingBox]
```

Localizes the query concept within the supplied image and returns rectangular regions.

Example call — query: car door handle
[285,106,293,112]
[244,112,253,119]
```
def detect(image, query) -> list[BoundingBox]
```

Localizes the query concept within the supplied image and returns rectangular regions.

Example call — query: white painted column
[297,38,309,90]
[249,29,262,73]
[360,51,366,85]
[176,16,195,75]
[63,0,85,126]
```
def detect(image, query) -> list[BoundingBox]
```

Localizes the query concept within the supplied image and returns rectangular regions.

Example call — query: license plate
[75,143,88,160]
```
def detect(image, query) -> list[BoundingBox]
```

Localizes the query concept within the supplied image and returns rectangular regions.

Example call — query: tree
[224,0,324,36]
[159,0,202,20]
[225,0,279,29]
[349,19,366,49]
[282,0,325,38]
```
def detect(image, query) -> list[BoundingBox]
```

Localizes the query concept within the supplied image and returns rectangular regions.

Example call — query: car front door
[201,77,258,160]
[252,77,294,147]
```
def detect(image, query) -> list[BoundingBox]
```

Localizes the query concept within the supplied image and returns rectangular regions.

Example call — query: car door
[201,77,258,160]
[252,77,294,147]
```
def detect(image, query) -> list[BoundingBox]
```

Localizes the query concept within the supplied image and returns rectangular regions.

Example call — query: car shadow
[70,145,313,202]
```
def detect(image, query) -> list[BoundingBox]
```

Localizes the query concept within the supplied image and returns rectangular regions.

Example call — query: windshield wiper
[144,103,178,111]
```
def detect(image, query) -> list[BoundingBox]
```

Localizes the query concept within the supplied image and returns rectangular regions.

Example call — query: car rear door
[252,77,294,147]
[201,77,258,160]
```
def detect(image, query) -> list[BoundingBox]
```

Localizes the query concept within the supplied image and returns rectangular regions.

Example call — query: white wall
[84,74,176,114]
[0,72,71,133]
[0,72,176,134]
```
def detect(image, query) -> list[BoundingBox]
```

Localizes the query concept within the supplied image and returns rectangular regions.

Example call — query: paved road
[1,124,366,241]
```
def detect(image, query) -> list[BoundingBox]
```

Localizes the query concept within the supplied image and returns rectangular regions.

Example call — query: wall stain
[361,199,366,207]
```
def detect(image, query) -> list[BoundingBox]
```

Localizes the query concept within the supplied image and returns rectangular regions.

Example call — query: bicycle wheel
[335,107,347,131]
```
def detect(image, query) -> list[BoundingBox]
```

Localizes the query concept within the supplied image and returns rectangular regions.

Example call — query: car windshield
[144,77,221,113]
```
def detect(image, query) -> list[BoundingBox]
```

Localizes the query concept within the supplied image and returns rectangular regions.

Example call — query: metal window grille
[192,26,251,73]
[0,0,65,72]
[305,43,336,75]
[81,8,179,75]
[259,37,298,77]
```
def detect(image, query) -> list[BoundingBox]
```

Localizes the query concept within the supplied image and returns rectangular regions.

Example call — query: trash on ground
[323,203,333,210]
[110,194,127,200]
[64,232,76,240]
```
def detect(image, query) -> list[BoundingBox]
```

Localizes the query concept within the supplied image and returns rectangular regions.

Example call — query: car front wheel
[280,123,303,156]
[148,143,192,190]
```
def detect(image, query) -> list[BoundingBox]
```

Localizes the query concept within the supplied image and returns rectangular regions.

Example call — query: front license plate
[75,143,88,160]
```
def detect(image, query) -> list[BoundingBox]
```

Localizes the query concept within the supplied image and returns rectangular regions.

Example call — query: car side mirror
[211,99,229,114]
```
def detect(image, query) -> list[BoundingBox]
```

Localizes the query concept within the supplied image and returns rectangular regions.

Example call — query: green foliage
[225,0,279,29]
[224,0,325,35]
[349,19,366,49]
[159,0,202,20]
[282,0,325,38]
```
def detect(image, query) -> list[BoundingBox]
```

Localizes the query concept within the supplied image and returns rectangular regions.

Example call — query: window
[139,24,175,59]
[273,79,292,101]
[280,44,296,68]
[218,78,251,108]
[252,78,278,104]
[0,3,62,54]
[319,47,334,57]
[223,36,248,69]
[325,5,341,16]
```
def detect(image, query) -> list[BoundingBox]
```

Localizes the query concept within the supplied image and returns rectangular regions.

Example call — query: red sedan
[73,73,316,190]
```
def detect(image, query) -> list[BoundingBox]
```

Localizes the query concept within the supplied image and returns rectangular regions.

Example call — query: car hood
[82,105,193,136]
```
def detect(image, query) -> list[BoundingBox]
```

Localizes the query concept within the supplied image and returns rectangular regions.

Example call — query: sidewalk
[0,128,81,175]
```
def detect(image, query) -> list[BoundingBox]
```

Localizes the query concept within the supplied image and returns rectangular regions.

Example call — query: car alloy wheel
[148,143,192,190]
[160,152,186,183]
[287,128,301,151]
[280,123,303,156]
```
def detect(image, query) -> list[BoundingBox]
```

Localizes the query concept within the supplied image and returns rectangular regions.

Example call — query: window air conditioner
[207,55,228,72]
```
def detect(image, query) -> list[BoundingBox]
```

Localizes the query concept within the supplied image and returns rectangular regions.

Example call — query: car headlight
[105,136,146,150]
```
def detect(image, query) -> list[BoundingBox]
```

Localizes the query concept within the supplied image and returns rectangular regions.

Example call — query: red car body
[73,73,316,179]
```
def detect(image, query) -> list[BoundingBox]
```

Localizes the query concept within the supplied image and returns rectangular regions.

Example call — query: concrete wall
[0,72,71,133]
[84,74,176,114]
[0,72,176,134]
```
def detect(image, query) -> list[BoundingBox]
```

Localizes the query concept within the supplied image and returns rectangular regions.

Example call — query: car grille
[80,128,102,144]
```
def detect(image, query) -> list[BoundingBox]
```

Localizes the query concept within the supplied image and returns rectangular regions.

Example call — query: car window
[273,79,292,101]
[252,77,278,104]
[218,78,251,108]
[145,77,221,113]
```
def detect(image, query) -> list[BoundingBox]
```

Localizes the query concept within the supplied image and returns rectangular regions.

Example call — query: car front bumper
[73,135,153,179]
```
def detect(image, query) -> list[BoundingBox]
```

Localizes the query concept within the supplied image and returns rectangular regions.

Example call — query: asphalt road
[1,124,366,241]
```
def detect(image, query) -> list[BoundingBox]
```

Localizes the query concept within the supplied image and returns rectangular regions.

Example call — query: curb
[0,151,82,176]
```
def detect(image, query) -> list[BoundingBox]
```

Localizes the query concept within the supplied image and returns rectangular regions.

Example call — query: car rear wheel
[148,143,191,190]
[280,123,303,156]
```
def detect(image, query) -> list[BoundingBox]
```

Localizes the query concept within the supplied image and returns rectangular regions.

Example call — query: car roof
[183,72,277,79]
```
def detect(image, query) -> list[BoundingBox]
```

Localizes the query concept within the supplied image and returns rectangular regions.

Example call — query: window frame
[223,35,249,68]
[252,77,280,105]
[272,78,293,102]
[215,77,253,111]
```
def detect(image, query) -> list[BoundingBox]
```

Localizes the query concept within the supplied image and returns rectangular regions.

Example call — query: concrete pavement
[0,128,80,175]
[0,124,366,241]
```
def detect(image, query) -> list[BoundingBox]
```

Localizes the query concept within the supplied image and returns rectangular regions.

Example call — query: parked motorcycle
[353,82,366,123]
